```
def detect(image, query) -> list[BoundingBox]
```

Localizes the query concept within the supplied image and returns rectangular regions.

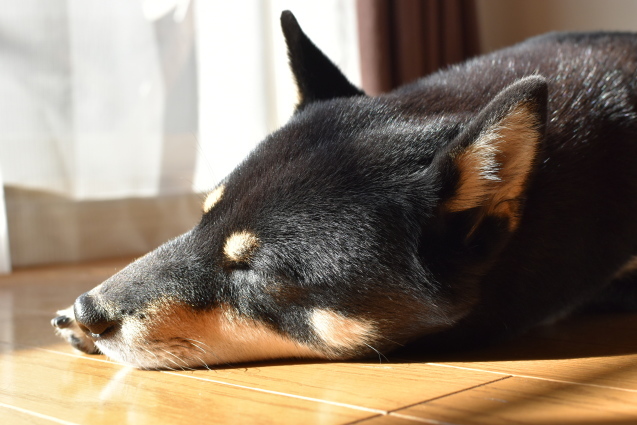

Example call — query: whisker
[191,354,212,371]
[182,337,233,368]
[183,338,208,354]
[160,348,190,371]
[141,346,160,362]
[364,343,389,363]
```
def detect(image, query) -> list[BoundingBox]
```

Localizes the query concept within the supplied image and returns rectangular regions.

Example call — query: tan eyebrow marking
[203,184,225,213]
[224,231,260,263]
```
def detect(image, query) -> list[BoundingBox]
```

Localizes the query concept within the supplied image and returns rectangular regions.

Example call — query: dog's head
[54,11,547,369]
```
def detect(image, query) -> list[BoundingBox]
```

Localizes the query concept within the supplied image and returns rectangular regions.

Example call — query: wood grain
[364,377,637,425]
[0,345,372,424]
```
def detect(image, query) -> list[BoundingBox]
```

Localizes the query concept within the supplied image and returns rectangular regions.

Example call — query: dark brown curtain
[357,0,480,95]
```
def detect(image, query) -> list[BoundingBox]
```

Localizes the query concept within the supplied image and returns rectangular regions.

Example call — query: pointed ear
[280,10,364,110]
[434,76,548,235]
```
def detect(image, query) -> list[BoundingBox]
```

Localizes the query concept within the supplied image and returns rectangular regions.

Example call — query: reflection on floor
[1,259,636,424]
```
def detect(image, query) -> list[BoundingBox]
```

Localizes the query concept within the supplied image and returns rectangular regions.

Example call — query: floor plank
[36,341,506,414]
[432,314,637,391]
[363,377,637,425]
[434,354,637,392]
[0,344,373,425]
[165,361,506,412]
[0,403,69,425]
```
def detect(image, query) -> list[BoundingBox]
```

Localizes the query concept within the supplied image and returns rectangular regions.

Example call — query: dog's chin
[92,322,336,370]
[94,340,190,370]
[93,337,323,370]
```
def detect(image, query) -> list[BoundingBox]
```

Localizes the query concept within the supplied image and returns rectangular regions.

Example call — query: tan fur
[446,103,540,230]
[95,300,322,369]
[203,184,225,213]
[224,231,260,263]
[310,309,376,353]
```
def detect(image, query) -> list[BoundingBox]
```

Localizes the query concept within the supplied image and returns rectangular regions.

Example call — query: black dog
[53,11,637,369]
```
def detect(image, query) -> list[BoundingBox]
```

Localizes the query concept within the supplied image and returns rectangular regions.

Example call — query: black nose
[73,293,119,337]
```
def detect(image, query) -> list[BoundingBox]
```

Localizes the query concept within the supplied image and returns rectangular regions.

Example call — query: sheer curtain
[0,0,360,271]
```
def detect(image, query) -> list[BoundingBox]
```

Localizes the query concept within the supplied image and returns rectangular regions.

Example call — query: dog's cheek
[100,301,326,368]
[209,307,324,363]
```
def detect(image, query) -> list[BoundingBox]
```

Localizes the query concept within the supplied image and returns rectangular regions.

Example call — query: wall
[476,0,637,52]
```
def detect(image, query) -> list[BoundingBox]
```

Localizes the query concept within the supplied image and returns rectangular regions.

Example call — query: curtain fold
[356,0,479,95]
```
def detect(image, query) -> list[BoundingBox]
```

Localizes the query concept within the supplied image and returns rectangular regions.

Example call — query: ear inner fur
[445,102,541,230]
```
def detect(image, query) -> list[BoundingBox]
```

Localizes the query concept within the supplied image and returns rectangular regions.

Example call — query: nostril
[78,321,118,338]
[73,293,120,338]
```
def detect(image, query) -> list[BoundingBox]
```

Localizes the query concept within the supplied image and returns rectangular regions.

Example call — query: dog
[52,11,637,369]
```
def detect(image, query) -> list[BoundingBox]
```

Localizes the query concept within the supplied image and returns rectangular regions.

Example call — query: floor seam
[386,375,513,415]
[426,362,637,393]
[0,402,81,425]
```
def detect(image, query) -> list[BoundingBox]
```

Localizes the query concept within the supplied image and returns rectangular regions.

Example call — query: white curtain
[0,0,360,271]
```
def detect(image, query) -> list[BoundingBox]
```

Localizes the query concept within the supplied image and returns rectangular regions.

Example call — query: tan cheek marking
[224,231,260,263]
[213,307,322,363]
[117,297,175,346]
[112,300,323,367]
[203,184,225,213]
[310,309,376,352]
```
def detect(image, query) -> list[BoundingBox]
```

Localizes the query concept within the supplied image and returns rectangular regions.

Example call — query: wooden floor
[0,259,636,424]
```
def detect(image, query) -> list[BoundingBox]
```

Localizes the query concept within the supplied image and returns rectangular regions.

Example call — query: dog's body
[53,12,637,369]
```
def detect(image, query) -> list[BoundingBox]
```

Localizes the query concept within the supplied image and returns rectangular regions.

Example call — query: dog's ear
[280,10,364,110]
[432,76,548,239]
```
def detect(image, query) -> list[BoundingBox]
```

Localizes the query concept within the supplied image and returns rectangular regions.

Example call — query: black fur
[53,12,637,368]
